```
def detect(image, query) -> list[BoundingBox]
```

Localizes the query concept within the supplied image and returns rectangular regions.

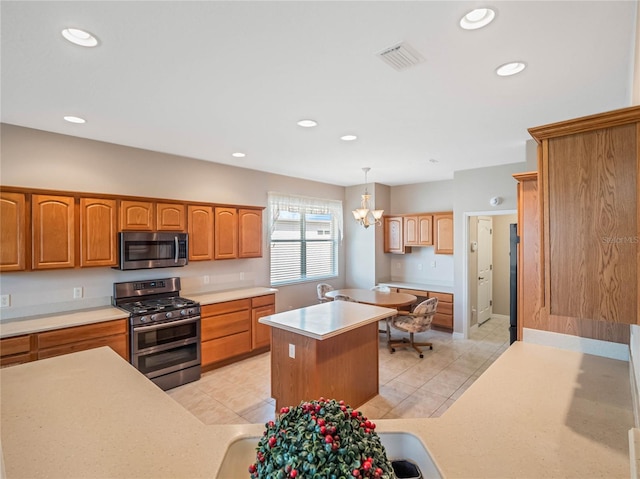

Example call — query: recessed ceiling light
[232,152,246,158]
[460,8,496,30]
[61,28,98,47]
[496,61,527,77]
[297,119,318,128]
[340,134,358,141]
[63,115,86,124]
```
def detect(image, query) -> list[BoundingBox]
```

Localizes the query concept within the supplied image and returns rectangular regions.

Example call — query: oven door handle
[135,316,199,332]
[174,236,179,263]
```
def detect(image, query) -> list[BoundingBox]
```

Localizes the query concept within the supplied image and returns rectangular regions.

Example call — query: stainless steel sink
[217,431,442,478]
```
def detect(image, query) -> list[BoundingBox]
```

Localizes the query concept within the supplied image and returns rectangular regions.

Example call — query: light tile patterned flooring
[167,316,510,425]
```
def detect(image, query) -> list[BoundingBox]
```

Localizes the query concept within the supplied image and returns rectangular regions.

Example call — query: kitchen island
[0,342,634,478]
[258,300,397,410]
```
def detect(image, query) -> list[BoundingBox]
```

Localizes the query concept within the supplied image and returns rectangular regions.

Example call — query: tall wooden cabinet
[0,191,27,272]
[525,106,639,342]
[433,213,454,255]
[383,216,404,253]
[238,208,263,258]
[214,207,238,259]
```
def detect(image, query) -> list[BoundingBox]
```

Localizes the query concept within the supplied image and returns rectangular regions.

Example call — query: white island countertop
[0,342,634,478]
[258,300,397,340]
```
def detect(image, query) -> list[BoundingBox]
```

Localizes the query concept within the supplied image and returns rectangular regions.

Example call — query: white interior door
[477,216,493,325]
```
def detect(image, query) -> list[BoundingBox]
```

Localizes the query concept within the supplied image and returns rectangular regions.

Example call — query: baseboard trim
[522,328,629,361]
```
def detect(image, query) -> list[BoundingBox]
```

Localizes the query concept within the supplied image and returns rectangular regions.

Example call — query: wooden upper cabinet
[214,207,238,259]
[32,194,75,270]
[238,208,262,258]
[120,200,154,231]
[529,106,639,329]
[156,202,185,231]
[433,213,453,255]
[188,205,213,261]
[80,198,117,267]
[384,216,405,254]
[1,191,27,271]
[404,215,433,246]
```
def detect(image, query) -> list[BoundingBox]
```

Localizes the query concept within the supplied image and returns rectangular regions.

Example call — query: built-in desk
[259,301,396,410]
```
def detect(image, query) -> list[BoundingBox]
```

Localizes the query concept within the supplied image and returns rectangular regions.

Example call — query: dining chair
[316,283,334,303]
[387,297,437,358]
[333,294,357,302]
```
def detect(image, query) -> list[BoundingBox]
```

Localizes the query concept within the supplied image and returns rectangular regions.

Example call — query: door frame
[461,209,516,339]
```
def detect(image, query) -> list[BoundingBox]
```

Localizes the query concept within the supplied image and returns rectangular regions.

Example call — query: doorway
[466,212,517,332]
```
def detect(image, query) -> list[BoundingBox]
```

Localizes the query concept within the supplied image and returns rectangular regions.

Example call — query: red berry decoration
[250,398,394,478]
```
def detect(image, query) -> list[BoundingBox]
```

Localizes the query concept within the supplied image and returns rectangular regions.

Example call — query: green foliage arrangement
[249,398,396,479]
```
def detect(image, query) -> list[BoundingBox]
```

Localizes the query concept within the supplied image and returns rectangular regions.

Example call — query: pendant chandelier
[352,167,384,228]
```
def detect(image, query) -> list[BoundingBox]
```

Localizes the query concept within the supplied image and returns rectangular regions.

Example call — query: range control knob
[165,312,173,319]
[180,309,187,316]
[139,316,149,323]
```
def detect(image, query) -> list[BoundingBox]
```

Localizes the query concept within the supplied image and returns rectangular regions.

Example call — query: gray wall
[0,123,345,318]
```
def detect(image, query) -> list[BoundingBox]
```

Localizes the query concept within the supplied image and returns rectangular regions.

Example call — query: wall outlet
[73,287,83,299]
[288,343,295,359]
[0,294,10,308]
[430,261,437,268]
[203,275,210,285]
[417,263,423,271]
[239,272,245,281]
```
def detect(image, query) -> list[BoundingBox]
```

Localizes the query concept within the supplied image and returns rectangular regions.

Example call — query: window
[268,192,343,286]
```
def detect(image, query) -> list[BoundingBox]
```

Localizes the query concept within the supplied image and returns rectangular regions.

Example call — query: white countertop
[0,287,277,339]
[378,281,454,295]
[0,342,634,478]
[258,301,397,340]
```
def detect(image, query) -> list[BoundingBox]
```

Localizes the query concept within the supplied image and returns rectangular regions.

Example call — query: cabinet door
[0,191,27,271]
[418,215,433,246]
[156,203,185,231]
[214,207,238,259]
[252,295,275,350]
[238,208,262,258]
[404,216,419,246]
[32,194,75,269]
[188,205,213,261]
[80,198,117,267]
[120,200,154,231]
[433,213,453,254]
[384,216,404,254]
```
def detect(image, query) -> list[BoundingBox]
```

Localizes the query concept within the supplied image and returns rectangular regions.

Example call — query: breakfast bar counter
[258,301,397,410]
[0,342,634,478]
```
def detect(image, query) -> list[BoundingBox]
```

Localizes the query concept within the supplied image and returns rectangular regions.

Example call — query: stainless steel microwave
[117,232,188,270]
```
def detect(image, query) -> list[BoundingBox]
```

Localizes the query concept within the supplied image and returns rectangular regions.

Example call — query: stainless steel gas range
[112,277,201,390]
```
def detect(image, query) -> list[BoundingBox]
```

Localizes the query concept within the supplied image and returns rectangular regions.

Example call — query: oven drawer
[202,331,251,366]
[201,309,250,341]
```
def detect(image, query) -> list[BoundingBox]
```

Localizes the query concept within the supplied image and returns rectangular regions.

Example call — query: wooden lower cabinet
[0,335,33,366]
[251,294,275,350]
[1,319,128,366]
[397,288,454,331]
[201,299,252,366]
[37,320,128,360]
[201,294,276,368]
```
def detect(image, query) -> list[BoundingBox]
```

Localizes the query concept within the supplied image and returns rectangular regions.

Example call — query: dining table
[324,288,417,308]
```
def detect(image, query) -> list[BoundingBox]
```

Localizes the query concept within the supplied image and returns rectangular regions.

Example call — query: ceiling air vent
[377,42,424,71]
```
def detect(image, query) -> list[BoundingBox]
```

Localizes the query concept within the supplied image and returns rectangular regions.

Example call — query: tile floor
[167,316,510,425]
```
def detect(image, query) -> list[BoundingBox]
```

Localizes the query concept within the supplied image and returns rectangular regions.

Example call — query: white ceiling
[1,1,636,187]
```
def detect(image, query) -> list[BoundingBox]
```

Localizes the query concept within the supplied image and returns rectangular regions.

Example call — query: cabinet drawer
[437,302,453,315]
[38,335,128,360]
[397,288,428,297]
[201,299,250,317]
[252,294,275,308]
[37,320,127,349]
[1,352,31,367]
[428,292,453,303]
[432,313,453,329]
[201,310,250,341]
[1,335,31,356]
[202,331,251,365]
